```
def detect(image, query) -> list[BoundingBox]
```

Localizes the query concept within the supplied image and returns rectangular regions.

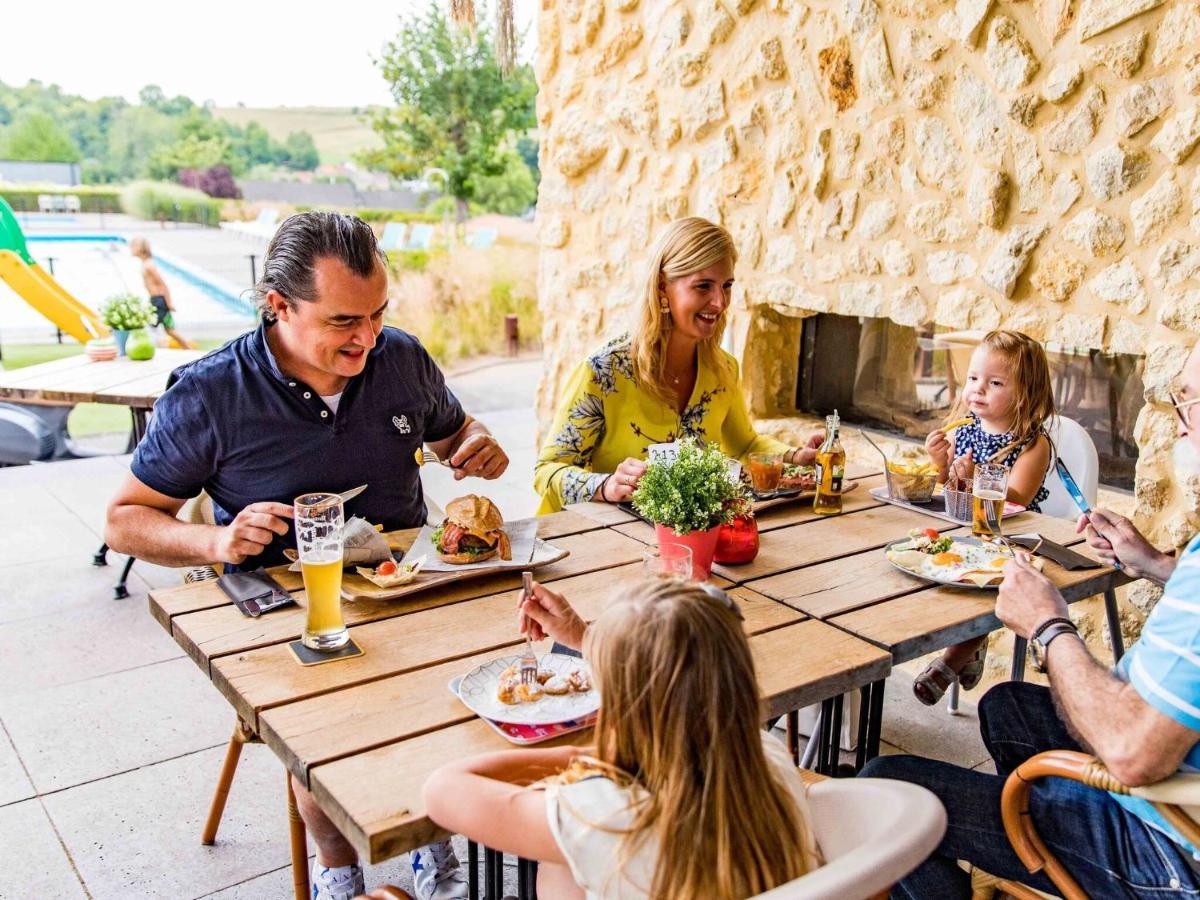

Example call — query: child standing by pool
[913,330,1056,705]
[418,578,822,899]
[130,237,195,349]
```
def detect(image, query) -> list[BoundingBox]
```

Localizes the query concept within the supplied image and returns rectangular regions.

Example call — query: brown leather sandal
[913,658,958,706]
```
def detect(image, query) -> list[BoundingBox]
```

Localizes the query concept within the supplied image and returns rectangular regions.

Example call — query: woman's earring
[658,295,670,313]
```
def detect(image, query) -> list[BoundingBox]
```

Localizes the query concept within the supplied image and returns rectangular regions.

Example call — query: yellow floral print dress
[534,335,791,514]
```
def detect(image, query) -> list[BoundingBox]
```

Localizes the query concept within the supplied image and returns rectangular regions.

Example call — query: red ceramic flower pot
[714,514,760,565]
[655,523,722,580]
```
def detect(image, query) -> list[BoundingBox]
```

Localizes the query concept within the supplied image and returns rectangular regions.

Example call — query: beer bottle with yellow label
[813,410,845,516]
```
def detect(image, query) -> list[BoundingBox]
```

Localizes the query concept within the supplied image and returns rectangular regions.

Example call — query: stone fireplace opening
[795,314,1143,490]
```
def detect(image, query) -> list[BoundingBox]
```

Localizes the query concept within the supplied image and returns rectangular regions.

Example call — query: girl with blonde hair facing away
[913,329,1057,705]
[533,216,821,513]
[421,578,822,899]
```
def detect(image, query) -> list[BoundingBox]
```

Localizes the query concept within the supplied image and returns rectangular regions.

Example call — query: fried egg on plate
[888,539,1010,585]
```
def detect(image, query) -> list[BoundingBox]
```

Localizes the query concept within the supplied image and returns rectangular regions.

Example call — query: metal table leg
[93,542,109,567]
[799,707,821,771]
[786,710,800,765]
[1011,636,1028,682]
[468,841,479,900]
[1104,588,1125,661]
[864,679,885,762]
[828,694,844,775]
[484,847,502,898]
[517,857,538,899]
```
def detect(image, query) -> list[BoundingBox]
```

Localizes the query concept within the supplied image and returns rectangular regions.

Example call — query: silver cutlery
[518,571,538,687]
[338,484,368,503]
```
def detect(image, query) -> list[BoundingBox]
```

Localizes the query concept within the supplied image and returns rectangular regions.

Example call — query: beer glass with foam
[971,463,1008,538]
[295,492,348,651]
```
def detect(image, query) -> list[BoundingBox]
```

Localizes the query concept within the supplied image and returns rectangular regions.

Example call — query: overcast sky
[0,0,538,108]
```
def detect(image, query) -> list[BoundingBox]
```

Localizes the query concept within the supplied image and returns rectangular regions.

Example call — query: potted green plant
[99,294,154,356]
[631,438,749,579]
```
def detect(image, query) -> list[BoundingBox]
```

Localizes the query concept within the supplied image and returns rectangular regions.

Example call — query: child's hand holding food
[925,429,952,470]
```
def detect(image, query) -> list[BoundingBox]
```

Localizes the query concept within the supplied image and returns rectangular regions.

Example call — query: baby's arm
[1007,434,1052,506]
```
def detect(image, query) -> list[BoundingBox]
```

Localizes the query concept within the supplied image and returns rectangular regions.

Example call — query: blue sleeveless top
[952,414,1050,513]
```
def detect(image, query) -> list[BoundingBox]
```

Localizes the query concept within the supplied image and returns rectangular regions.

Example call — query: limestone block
[758,38,787,79]
[651,7,692,55]
[1084,143,1150,200]
[833,131,860,179]
[655,192,689,219]
[843,0,881,41]
[861,29,898,105]
[767,169,799,228]
[811,128,832,198]
[855,198,898,239]
[1185,51,1200,95]
[1049,171,1083,215]
[883,239,917,275]
[1090,257,1148,313]
[673,51,709,86]
[936,286,1003,329]
[1077,0,1163,41]
[818,37,858,111]
[764,235,799,273]
[927,250,979,284]
[1005,306,1053,340]
[1035,0,1074,44]
[857,158,898,193]
[1144,342,1194,401]
[1062,207,1126,256]
[871,116,905,163]
[539,215,571,248]
[1134,402,1178,454]
[1130,172,1183,244]
[1192,170,1200,232]
[1107,317,1149,354]
[890,285,929,326]
[698,0,737,45]
[1046,86,1106,155]
[981,223,1047,296]
[906,200,971,242]
[1010,130,1045,213]
[596,24,644,72]
[699,126,738,177]
[955,67,1008,163]
[821,190,859,239]
[1153,1,1200,67]
[940,0,994,45]
[845,247,883,275]
[759,279,829,312]
[1115,77,1173,137]
[769,120,807,168]
[1086,30,1147,77]
[1051,311,1107,348]
[1159,289,1200,331]
[612,90,659,137]
[663,116,682,146]
[837,281,882,317]
[914,116,963,192]
[813,253,844,282]
[1008,93,1044,126]
[1149,106,1200,163]
[686,81,728,139]
[1151,242,1200,289]
[901,26,949,61]
[551,112,609,177]
[1127,581,1164,616]
[734,0,759,12]
[967,168,1010,226]
[1030,250,1087,301]
[1042,61,1083,103]
[730,217,764,266]
[984,16,1040,91]
[616,0,639,9]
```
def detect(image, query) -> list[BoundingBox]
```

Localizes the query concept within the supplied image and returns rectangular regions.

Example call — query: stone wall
[534,0,1200,550]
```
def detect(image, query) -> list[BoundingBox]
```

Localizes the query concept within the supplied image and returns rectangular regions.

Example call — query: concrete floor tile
[0,799,87,899]
[0,582,182,693]
[27,455,129,537]
[200,864,298,898]
[879,671,991,770]
[43,742,293,900]
[0,555,145,624]
[0,482,99,567]
[1,657,232,793]
[0,722,34,806]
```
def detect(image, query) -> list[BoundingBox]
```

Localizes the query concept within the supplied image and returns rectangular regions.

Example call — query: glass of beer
[972,463,1009,539]
[295,492,348,651]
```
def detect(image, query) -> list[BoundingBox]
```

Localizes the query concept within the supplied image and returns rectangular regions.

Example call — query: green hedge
[0,184,122,213]
[120,181,223,226]
[292,205,440,224]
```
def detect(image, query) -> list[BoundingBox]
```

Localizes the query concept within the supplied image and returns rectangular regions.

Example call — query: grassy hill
[213,106,383,165]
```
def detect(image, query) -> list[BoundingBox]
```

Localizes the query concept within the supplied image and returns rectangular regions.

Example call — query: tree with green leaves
[1,109,81,162]
[363,1,536,221]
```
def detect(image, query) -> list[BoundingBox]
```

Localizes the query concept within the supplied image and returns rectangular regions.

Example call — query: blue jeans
[860,682,1200,899]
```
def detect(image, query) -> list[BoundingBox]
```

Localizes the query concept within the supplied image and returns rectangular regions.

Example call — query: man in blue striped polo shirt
[864,341,1200,898]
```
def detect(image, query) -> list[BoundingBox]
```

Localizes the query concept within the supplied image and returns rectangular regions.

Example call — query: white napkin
[400,518,538,573]
[288,516,393,571]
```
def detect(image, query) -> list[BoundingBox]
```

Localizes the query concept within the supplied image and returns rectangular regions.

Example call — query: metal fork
[415,449,454,468]
[983,499,1016,556]
[518,571,538,686]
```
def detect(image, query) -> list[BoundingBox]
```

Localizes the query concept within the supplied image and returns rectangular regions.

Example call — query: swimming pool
[0,234,256,342]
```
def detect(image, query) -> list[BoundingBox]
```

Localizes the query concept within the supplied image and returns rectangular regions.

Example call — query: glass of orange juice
[748,452,784,495]
[295,492,348,651]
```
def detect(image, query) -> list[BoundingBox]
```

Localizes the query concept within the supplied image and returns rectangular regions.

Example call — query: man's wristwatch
[1030,618,1080,673]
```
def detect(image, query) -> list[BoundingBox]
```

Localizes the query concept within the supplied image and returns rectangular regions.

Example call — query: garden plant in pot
[99,294,155,357]
[631,438,748,579]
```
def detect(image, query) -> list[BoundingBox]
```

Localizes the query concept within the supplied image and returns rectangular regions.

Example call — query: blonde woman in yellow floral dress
[534,217,823,514]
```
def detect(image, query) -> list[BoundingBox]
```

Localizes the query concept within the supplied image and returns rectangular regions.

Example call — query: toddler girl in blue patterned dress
[914,330,1057,705]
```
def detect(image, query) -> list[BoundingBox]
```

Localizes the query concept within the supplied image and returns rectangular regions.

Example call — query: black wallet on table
[217,569,296,617]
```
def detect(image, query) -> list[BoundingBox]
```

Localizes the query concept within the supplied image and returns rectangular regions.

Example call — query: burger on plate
[432,495,512,564]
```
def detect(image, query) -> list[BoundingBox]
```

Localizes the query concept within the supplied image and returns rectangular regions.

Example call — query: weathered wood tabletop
[0,348,200,407]
[150,505,894,863]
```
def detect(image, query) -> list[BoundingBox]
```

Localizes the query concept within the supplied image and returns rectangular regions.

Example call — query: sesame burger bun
[436,546,498,565]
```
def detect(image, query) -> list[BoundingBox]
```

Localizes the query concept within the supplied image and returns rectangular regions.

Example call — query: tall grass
[386,241,539,364]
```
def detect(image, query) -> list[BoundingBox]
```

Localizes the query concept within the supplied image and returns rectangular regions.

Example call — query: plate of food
[884,528,1016,589]
[457,652,599,726]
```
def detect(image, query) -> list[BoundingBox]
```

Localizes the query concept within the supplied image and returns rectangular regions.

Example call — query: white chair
[751,778,947,899]
[1040,415,1099,521]
[378,221,408,252]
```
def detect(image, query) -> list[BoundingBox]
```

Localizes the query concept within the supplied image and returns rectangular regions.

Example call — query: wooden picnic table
[149,505,894,897]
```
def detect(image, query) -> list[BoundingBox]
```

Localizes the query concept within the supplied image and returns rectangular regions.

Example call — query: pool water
[0,235,256,342]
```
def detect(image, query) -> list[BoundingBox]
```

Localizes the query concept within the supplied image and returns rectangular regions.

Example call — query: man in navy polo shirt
[106,212,503,900]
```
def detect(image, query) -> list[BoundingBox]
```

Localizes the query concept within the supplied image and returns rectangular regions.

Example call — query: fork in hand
[519,571,539,686]
[414,448,455,468]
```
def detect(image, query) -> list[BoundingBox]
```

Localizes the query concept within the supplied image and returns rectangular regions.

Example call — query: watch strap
[1040,622,1080,650]
[1031,616,1074,643]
